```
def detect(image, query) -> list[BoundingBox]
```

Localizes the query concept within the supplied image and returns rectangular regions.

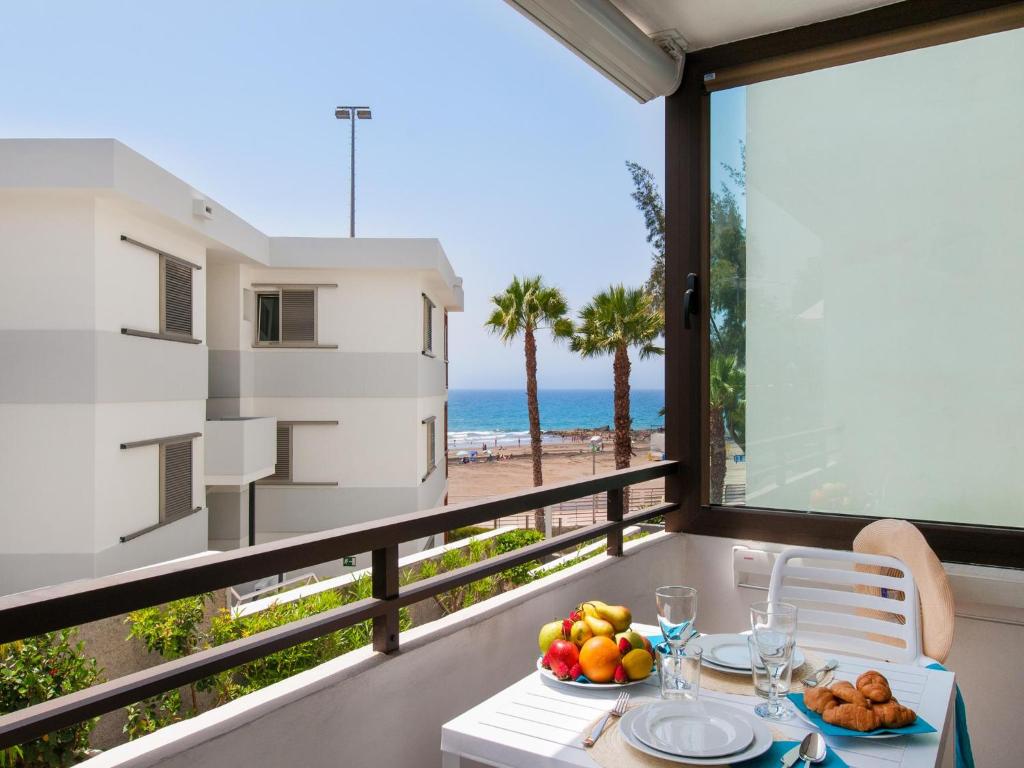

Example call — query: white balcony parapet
[204,417,277,486]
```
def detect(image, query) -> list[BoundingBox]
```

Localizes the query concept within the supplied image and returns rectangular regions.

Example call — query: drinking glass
[749,601,798,720]
[655,586,697,652]
[657,644,702,701]
[747,635,793,699]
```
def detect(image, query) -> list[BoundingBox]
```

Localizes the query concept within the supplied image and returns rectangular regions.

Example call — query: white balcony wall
[85,531,1022,768]
[205,417,277,485]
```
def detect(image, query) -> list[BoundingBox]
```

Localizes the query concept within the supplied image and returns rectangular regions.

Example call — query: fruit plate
[535,657,653,688]
[786,693,935,738]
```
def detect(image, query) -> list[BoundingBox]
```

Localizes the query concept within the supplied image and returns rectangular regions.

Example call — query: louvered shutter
[161,441,193,521]
[270,424,292,481]
[423,295,433,353]
[281,290,315,343]
[162,258,193,336]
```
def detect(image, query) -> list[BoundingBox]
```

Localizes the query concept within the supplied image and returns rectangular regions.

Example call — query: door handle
[683,273,698,330]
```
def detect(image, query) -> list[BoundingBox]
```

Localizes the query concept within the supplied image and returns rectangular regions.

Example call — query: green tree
[709,355,745,503]
[571,286,664,472]
[626,161,666,311]
[485,276,573,532]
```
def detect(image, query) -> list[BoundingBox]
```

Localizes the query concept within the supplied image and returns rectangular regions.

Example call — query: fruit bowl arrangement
[538,599,654,686]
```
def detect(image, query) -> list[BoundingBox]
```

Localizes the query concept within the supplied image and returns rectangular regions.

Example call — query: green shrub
[493,529,544,585]
[0,631,101,766]
[123,595,211,740]
[447,526,490,542]
[207,576,410,699]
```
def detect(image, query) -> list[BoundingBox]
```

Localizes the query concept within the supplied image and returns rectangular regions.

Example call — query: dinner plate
[693,634,805,671]
[621,702,773,765]
[631,701,754,758]
[535,657,651,688]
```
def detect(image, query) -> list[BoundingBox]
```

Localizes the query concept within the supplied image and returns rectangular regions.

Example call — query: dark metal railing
[0,461,679,750]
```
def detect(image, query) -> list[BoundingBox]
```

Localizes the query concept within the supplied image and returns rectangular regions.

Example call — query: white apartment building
[0,139,463,596]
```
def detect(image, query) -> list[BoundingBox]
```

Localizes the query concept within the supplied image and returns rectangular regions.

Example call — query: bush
[447,526,490,542]
[0,631,101,766]
[493,529,544,585]
[207,575,411,700]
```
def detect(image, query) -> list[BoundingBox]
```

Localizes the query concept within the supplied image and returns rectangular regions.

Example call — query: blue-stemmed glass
[655,586,697,653]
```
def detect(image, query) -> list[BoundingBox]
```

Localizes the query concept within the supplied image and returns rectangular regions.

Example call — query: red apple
[547,639,580,672]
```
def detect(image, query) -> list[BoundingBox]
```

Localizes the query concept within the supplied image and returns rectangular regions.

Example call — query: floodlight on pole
[334,105,372,237]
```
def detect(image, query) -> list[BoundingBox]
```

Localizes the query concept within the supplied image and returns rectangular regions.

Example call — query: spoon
[798,732,826,767]
[802,659,839,687]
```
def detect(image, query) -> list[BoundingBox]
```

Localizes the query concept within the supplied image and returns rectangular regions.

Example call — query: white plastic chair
[767,546,935,666]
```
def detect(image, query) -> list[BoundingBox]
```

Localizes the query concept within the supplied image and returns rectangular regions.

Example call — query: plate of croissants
[786,670,936,738]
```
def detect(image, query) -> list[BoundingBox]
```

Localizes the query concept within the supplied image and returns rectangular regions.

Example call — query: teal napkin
[743,741,848,767]
[787,693,936,737]
[927,662,974,768]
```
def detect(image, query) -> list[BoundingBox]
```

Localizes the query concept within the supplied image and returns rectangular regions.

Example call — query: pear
[578,601,606,620]
[583,613,615,638]
[614,629,646,652]
[538,620,564,654]
[570,620,594,647]
[597,604,632,633]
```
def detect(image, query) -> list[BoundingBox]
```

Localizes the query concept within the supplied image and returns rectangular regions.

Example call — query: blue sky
[0,1,666,389]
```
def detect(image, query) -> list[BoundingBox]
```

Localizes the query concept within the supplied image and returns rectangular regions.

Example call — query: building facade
[0,139,462,595]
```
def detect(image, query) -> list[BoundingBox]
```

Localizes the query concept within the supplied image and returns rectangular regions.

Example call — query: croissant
[831,680,869,708]
[856,671,892,703]
[873,700,917,728]
[823,702,881,732]
[804,686,839,714]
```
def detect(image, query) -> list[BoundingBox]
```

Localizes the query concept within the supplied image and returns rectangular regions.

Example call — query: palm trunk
[524,326,545,532]
[710,406,726,504]
[613,344,632,510]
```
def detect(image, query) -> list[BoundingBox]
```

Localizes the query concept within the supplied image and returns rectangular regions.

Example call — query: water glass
[749,601,798,720]
[657,644,702,701]
[747,635,792,699]
[655,586,697,650]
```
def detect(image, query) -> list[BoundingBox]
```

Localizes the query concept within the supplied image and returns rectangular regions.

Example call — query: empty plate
[632,701,754,758]
[694,634,805,671]
[622,702,773,765]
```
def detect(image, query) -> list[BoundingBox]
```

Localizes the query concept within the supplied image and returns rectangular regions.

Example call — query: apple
[547,639,580,672]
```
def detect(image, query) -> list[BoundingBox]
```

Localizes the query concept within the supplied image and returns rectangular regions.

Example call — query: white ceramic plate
[693,634,805,671]
[632,701,754,758]
[621,702,773,765]
[535,657,651,689]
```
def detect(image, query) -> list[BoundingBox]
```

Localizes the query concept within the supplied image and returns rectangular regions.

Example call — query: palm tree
[571,286,663,474]
[485,276,573,532]
[709,354,745,504]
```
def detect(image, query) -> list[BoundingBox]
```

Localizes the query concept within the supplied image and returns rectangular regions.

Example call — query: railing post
[607,487,624,556]
[372,545,399,653]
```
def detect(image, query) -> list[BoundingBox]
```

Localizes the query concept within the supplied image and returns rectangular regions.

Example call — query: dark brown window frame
[257,420,340,487]
[119,235,202,344]
[663,0,1024,569]
[252,284,339,349]
[422,415,437,482]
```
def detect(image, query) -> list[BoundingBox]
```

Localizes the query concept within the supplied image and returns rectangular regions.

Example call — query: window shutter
[423,295,433,353]
[281,289,315,343]
[271,424,292,481]
[161,441,193,521]
[162,258,193,336]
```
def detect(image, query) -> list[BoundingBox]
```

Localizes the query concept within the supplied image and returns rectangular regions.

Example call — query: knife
[780,744,801,767]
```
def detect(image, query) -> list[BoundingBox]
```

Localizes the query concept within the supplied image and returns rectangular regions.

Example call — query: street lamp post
[334,105,372,237]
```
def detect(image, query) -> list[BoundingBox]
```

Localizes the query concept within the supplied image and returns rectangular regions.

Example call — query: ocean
[447,389,665,448]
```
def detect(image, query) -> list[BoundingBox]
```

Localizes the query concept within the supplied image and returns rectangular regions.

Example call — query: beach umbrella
[456,450,469,457]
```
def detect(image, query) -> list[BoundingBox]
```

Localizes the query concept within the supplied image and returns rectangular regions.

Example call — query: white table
[441,625,955,768]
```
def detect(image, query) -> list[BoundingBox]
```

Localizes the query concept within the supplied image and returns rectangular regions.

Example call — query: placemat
[699,650,829,697]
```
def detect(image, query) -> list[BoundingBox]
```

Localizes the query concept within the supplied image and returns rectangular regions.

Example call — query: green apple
[614,629,646,652]
[539,620,564,654]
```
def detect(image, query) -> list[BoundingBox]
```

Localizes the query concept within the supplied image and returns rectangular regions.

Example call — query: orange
[578,636,621,683]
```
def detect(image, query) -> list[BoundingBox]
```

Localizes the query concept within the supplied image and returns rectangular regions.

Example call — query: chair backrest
[768,546,922,664]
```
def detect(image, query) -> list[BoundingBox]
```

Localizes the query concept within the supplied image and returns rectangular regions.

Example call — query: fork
[583,691,630,747]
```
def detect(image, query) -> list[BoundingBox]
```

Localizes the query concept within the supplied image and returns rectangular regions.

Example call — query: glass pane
[708,27,1024,528]
[258,293,280,342]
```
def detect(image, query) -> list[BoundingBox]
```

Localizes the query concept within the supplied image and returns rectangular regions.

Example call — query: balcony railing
[0,460,679,751]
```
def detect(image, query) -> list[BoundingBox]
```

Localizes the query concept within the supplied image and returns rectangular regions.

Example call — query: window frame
[663,0,1024,568]
[256,420,341,487]
[422,415,437,482]
[251,284,339,349]
[159,438,194,525]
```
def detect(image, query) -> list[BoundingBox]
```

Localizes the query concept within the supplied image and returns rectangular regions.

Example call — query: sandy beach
[447,433,667,529]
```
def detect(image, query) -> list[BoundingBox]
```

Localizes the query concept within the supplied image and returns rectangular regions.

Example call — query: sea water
[447,389,665,448]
